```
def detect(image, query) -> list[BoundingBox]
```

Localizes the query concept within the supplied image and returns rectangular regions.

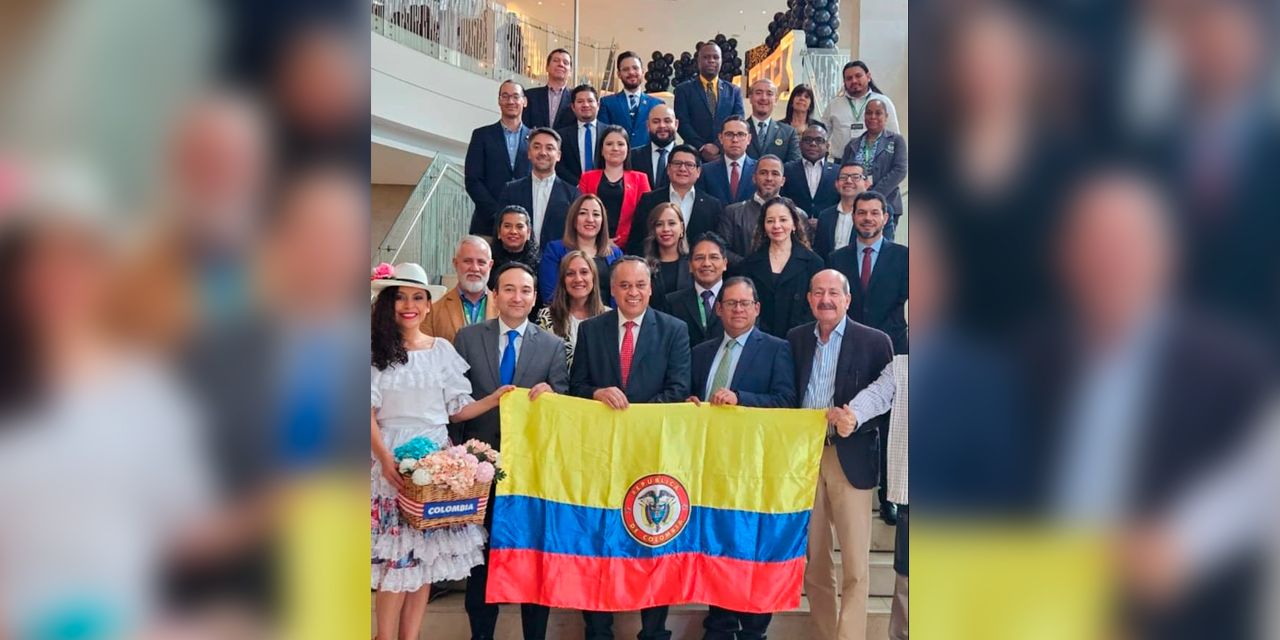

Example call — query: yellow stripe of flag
[498,392,827,514]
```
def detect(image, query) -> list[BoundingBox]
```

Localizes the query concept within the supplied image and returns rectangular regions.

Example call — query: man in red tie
[568,255,692,640]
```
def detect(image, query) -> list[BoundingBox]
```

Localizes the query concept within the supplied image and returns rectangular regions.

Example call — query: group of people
[375,41,910,640]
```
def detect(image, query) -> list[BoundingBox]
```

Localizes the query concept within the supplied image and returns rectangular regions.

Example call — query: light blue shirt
[502,123,528,169]
[803,317,847,415]
[704,327,753,399]
[853,236,884,278]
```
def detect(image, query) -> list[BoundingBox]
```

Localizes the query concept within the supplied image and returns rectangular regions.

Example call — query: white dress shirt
[651,141,675,183]
[833,200,855,252]
[617,310,646,354]
[498,318,530,362]
[577,120,599,173]
[803,158,826,198]
[704,327,753,399]
[725,155,746,187]
[670,185,696,226]
[530,172,556,237]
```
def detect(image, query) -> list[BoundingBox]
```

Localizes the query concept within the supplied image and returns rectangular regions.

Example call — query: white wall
[856,0,908,140]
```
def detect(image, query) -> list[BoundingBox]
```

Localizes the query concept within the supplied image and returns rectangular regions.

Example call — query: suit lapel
[606,311,625,385]
[836,322,860,400]
[776,251,810,288]
[795,329,816,395]
[515,133,531,175]
[512,323,537,384]
[481,321,501,389]
[729,330,762,388]
[628,312,656,384]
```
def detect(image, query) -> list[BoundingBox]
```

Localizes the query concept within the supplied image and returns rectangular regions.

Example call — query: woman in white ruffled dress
[370,263,512,640]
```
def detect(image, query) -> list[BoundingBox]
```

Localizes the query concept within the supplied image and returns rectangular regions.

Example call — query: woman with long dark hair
[534,250,608,367]
[487,205,539,291]
[784,84,821,138]
[576,124,652,248]
[729,197,824,337]
[370,262,512,640]
[641,202,691,312]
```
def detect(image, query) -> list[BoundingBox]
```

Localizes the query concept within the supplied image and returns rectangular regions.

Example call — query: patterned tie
[757,121,767,153]
[700,290,715,328]
[704,79,717,115]
[860,246,873,292]
[729,161,740,200]
[709,340,737,396]
[583,123,594,172]
[499,329,519,385]
[655,147,668,185]
[620,321,636,387]
[628,93,638,115]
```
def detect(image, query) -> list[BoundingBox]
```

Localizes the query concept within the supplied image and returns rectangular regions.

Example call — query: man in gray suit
[746,78,800,163]
[718,155,811,264]
[452,261,569,640]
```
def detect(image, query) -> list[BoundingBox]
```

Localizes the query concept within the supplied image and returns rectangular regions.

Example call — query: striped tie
[709,340,737,396]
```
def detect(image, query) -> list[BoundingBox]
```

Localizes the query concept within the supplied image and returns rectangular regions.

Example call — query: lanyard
[463,296,487,325]
[697,292,708,327]
[845,94,869,123]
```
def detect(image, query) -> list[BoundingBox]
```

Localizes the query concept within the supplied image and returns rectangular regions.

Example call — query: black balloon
[811,0,829,7]
[816,37,834,48]
[727,38,737,48]
[804,4,815,17]
[806,33,818,47]
[829,16,840,29]
[815,24,833,37]
[813,9,831,22]
[803,18,816,30]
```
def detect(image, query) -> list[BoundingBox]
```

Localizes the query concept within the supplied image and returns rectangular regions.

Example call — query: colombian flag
[487,392,827,612]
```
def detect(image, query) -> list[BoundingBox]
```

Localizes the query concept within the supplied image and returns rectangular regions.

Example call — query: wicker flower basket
[396,478,492,530]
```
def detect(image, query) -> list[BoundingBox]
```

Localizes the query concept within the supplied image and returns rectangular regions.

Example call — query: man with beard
[599,51,664,149]
[718,155,811,264]
[554,85,602,186]
[499,127,582,250]
[424,236,499,342]
[813,161,873,261]
[626,144,724,257]
[630,103,680,190]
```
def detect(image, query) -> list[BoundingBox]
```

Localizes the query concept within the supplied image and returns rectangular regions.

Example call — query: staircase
[373,158,473,283]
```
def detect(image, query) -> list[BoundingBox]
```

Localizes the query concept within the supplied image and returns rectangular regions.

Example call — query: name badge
[851,123,866,132]
[774,138,783,146]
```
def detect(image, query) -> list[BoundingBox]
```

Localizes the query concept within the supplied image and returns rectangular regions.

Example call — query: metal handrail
[385,163,467,266]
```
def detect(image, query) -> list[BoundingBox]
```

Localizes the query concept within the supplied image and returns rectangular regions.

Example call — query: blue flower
[393,436,439,462]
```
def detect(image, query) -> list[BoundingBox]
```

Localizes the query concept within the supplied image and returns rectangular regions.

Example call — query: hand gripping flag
[487,392,826,612]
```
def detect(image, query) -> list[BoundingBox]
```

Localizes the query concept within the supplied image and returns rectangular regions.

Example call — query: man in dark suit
[782,122,841,216]
[554,84,601,186]
[498,127,582,249]
[812,161,871,261]
[626,144,724,257]
[465,80,532,235]
[687,275,795,640]
[788,269,893,640]
[719,155,811,263]
[630,103,680,190]
[666,232,730,347]
[452,263,569,640]
[522,48,576,130]
[569,256,691,640]
[598,51,664,149]
[746,78,800,163]
[698,116,756,206]
[674,42,745,162]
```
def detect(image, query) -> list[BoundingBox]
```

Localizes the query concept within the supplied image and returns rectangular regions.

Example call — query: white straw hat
[370,262,446,301]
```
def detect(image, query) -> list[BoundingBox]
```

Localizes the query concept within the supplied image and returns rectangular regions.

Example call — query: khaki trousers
[805,447,874,640]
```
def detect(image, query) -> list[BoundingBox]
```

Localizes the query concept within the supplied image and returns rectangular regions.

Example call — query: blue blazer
[464,122,531,235]
[537,240,623,305]
[598,92,664,148]
[498,176,582,250]
[781,158,840,215]
[691,328,796,408]
[697,155,757,205]
[569,309,691,404]
[673,78,744,150]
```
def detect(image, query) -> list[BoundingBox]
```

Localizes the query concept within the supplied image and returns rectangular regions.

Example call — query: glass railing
[371,0,618,90]
[374,159,474,282]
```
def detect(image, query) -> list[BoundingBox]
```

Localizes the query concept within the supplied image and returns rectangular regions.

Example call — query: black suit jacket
[464,122,532,235]
[630,144,674,190]
[781,159,840,215]
[649,256,693,314]
[498,175,582,250]
[569,309,691,403]
[812,205,853,262]
[788,319,894,489]
[554,122,594,186]
[624,186,725,257]
[522,85,576,131]
[829,241,909,354]
[730,246,825,338]
[691,328,796,408]
[665,286,724,348]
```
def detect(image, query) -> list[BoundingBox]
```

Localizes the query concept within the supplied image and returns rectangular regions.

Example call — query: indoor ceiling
[371,142,433,186]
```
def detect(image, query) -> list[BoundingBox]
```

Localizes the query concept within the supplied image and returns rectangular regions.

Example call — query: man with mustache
[599,51,664,149]
[424,236,498,343]
[499,127,582,250]
[788,269,893,640]
[626,144,724,258]
[630,103,680,190]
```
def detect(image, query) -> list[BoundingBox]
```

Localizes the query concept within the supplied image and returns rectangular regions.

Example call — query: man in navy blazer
[569,257,689,640]
[522,48,576,130]
[465,80,533,235]
[812,161,870,261]
[688,276,795,640]
[782,122,841,216]
[597,51,664,149]
[497,127,582,249]
[697,117,757,205]
[827,192,909,355]
[674,42,744,162]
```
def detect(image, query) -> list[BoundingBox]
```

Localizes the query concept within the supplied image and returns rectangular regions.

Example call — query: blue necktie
[583,123,594,172]
[499,329,519,385]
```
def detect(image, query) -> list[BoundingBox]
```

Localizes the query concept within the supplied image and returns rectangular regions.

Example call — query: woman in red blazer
[578,124,652,249]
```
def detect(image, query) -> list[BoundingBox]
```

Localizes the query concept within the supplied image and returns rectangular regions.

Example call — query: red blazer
[578,169,652,247]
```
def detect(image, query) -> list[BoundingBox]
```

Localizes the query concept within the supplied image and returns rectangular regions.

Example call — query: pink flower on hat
[371,263,395,281]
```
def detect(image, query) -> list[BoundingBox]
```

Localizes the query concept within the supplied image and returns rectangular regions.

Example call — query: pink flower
[371,263,395,280]
[475,461,495,483]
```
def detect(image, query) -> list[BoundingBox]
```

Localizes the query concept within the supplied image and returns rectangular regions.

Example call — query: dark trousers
[465,483,551,640]
[894,505,908,576]
[702,606,772,640]
[583,607,671,640]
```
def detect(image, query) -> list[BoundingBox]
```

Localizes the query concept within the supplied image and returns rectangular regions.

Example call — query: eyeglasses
[837,174,866,182]
[721,132,750,140]
[499,94,523,102]
[719,300,756,310]
[800,137,828,144]
[668,161,698,169]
